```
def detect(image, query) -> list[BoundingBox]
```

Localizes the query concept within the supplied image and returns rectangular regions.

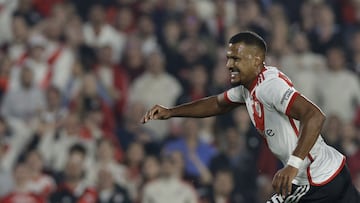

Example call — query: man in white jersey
[141,31,360,202]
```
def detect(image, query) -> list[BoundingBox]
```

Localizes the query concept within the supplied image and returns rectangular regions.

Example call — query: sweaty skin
[141,42,325,198]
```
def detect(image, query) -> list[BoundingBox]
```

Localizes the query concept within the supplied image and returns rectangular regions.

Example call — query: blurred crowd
[0,0,359,202]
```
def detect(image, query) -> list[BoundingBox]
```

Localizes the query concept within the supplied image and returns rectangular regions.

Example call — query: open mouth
[230,68,240,78]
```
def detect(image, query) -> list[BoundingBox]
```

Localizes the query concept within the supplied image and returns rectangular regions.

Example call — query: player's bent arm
[287,95,326,160]
[169,93,239,118]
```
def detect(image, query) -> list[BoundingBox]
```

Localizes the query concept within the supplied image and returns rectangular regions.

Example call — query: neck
[22,84,32,90]
[15,182,28,192]
[245,66,265,90]
[99,183,114,191]
[66,179,80,190]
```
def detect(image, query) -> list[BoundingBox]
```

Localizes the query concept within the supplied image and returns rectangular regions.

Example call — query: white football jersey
[224,66,345,185]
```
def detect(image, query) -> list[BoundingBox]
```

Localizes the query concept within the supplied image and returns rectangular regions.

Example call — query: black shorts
[267,165,360,203]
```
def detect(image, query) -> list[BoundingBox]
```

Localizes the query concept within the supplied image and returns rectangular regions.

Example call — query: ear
[254,55,263,66]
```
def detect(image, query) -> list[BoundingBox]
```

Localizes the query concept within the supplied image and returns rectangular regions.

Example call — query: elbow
[320,113,326,124]
[314,110,326,128]
[303,109,326,128]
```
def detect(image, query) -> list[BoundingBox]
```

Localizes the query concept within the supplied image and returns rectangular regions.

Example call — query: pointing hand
[141,105,172,123]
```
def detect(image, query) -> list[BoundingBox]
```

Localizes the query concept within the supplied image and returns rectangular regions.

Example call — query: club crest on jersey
[265,128,275,137]
[251,92,265,132]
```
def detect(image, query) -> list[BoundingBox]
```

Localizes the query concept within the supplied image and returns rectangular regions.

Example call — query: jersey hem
[306,156,346,186]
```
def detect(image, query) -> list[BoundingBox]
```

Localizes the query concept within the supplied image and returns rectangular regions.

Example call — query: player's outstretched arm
[141,93,239,123]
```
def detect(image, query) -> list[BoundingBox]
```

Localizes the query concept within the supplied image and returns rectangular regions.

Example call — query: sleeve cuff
[285,92,300,115]
[224,92,245,104]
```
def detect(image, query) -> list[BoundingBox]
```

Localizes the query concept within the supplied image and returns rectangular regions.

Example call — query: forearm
[169,96,232,118]
[292,112,325,159]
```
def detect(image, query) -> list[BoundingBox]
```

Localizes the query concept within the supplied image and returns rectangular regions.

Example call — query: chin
[230,80,242,87]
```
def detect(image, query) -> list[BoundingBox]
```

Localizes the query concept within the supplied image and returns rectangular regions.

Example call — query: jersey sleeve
[224,86,246,104]
[257,77,300,115]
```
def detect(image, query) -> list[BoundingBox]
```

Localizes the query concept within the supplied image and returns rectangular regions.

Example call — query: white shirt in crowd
[130,72,182,139]
[83,23,126,63]
[142,177,197,203]
[315,69,360,122]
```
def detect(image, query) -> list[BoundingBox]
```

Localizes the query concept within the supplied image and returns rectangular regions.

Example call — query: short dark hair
[69,143,87,156]
[229,31,267,53]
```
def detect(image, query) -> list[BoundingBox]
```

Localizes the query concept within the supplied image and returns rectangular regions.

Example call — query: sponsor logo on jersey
[281,88,294,104]
[265,128,275,137]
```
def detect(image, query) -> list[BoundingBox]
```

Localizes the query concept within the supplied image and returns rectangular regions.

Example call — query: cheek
[238,65,249,76]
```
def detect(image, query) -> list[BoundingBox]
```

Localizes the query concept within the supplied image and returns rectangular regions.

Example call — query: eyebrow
[226,55,240,60]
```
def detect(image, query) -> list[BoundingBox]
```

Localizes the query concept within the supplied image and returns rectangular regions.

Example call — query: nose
[226,58,234,69]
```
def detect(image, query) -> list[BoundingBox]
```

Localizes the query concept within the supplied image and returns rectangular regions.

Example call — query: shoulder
[255,67,296,104]
[343,70,359,81]
[262,66,292,82]
[257,67,289,91]
[179,180,198,198]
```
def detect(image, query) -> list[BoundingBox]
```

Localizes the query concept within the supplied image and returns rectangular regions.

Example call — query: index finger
[287,176,292,196]
[140,111,150,123]
[281,176,289,198]
[141,107,155,123]
[272,174,281,195]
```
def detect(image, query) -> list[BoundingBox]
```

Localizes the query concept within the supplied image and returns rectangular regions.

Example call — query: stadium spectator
[87,138,127,187]
[158,19,183,76]
[321,114,343,148]
[112,6,137,35]
[93,44,130,117]
[9,34,49,91]
[280,31,327,102]
[136,14,159,56]
[141,155,160,184]
[83,4,126,63]
[316,46,360,122]
[164,118,216,186]
[210,126,257,202]
[349,29,360,74]
[0,118,15,197]
[176,64,210,105]
[36,112,93,172]
[24,150,56,198]
[141,152,198,203]
[120,36,146,82]
[201,169,238,203]
[123,141,145,201]
[7,16,29,64]
[1,67,45,125]
[13,0,42,26]
[130,49,182,139]
[50,144,97,203]
[116,101,156,152]
[96,164,132,203]
[41,16,75,92]
[1,162,45,203]
[308,3,344,54]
